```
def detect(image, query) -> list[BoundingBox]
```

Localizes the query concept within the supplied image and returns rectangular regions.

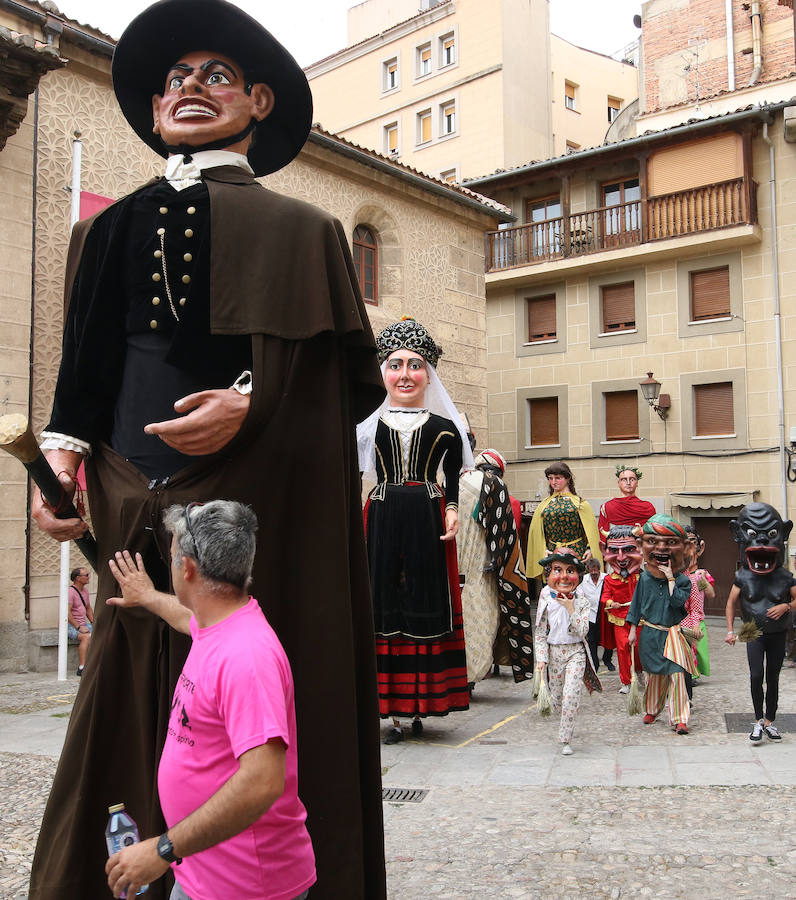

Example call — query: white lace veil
[357,360,475,477]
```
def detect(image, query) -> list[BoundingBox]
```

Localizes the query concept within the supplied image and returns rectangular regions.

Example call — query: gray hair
[164,500,257,591]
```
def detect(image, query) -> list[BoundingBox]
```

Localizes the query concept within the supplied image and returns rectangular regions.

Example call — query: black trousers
[746,630,787,721]
[587,618,601,671]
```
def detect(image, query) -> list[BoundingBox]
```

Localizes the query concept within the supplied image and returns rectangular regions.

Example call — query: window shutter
[648,133,743,195]
[565,83,575,100]
[601,282,635,331]
[529,397,559,446]
[527,295,556,341]
[694,382,734,435]
[690,266,730,320]
[605,390,639,441]
[420,112,431,143]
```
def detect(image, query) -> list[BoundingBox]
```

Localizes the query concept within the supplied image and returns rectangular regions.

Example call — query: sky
[56,0,643,67]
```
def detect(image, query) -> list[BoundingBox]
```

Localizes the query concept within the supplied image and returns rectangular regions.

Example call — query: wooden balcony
[485,178,757,272]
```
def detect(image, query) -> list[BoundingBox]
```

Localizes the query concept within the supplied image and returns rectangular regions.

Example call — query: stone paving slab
[2,621,796,898]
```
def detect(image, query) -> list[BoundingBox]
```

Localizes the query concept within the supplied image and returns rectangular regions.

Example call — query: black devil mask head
[730,502,792,575]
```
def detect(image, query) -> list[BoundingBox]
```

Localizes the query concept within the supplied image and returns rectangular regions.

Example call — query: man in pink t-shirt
[105,501,315,900]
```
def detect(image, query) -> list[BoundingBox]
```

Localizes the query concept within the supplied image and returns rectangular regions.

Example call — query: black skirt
[367,483,453,639]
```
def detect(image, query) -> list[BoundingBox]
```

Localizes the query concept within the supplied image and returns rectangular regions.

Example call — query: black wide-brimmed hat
[112,0,312,176]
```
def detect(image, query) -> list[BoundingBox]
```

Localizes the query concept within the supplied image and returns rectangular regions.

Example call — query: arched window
[353,225,378,305]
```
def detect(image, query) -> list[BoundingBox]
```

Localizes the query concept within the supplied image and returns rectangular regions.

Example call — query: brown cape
[30,169,387,900]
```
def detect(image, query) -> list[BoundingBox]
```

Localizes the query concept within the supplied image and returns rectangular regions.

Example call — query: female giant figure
[358,318,474,744]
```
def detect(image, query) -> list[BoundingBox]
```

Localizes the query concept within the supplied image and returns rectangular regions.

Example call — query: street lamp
[639,372,670,421]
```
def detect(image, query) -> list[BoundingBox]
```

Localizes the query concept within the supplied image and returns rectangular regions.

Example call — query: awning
[670,492,755,511]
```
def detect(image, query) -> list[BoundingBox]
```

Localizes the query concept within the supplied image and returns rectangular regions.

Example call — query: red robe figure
[598,466,656,551]
[600,524,644,691]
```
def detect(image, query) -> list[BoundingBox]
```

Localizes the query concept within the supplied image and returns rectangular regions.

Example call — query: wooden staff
[0,413,98,571]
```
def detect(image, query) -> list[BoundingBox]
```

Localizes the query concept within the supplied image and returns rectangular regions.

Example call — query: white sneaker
[618,684,629,694]
[764,722,782,741]
[749,720,764,743]
[561,743,574,756]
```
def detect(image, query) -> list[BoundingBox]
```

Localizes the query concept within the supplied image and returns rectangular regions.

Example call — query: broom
[532,665,541,699]
[536,665,552,717]
[627,644,643,716]
[736,620,763,642]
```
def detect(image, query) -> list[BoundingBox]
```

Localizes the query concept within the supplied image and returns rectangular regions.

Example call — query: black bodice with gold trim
[373,413,461,507]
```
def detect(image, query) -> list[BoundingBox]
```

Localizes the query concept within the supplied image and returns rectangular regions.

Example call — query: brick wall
[642,0,794,113]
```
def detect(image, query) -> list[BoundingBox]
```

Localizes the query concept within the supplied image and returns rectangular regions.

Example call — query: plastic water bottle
[105,803,149,896]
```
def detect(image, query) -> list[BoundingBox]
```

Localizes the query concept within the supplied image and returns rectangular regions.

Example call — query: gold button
[185,228,194,238]
[157,227,165,236]
[159,206,168,214]
[154,250,162,259]
[183,253,193,262]
[187,206,196,215]
[152,297,160,306]
[149,319,158,329]
[182,274,191,284]
[179,297,187,306]
[152,272,161,282]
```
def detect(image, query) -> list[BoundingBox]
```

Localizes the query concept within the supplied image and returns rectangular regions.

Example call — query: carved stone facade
[0,29,501,664]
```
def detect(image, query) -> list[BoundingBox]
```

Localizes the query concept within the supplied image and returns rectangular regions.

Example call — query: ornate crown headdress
[375,316,442,367]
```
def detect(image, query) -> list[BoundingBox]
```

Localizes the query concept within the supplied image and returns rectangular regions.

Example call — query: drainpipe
[760,117,787,519]
[748,0,762,87]
[726,0,736,92]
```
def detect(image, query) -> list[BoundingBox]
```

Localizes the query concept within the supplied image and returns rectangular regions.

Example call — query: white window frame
[439,167,458,184]
[383,121,400,157]
[416,41,432,79]
[438,29,457,69]
[565,80,577,111]
[416,108,432,146]
[382,56,399,94]
[440,99,456,138]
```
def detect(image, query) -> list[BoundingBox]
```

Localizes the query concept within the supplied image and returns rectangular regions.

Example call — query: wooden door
[692,516,740,616]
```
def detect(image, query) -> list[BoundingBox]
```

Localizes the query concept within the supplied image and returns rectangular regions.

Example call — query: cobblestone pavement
[1,621,795,898]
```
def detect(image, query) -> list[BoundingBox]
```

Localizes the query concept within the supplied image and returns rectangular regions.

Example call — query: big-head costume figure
[599,524,644,689]
[29,2,386,898]
[726,503,796,740]
[627,515,696,734]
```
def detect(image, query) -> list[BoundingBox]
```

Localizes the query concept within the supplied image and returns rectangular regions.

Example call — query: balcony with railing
[485,177,757,273]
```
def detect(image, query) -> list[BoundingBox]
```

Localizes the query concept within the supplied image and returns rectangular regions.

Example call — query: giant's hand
[440,508,459,542]
[144,388,249,455]
[30,449,88,542]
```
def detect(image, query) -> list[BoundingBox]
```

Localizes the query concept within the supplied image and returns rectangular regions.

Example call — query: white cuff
[40,431,91,454]
[231,370,252,396]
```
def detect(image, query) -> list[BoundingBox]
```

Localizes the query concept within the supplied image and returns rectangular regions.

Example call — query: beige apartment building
[306,0,638,182]
[468,0,796,612]
[0,0,507,670]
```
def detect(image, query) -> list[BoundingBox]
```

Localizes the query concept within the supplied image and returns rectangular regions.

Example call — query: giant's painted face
[151,50,273,151]
[730,502,793,575]
[603,530,642,579]
[642,533,686,577]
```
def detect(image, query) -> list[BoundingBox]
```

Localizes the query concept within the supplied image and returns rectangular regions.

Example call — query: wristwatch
[156,832,182,865]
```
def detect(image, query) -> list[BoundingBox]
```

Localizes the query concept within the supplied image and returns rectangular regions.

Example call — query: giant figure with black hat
[28,2,386,898]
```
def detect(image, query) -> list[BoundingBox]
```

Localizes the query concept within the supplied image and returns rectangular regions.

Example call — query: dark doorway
[692,516,740,616]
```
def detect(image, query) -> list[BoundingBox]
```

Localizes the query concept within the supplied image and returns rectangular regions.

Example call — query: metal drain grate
[725,712,796,733]
[382,787,428,803]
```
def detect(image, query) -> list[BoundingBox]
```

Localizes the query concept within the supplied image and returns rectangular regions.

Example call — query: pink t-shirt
[158,598,316,900]
[69,585,88,627]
